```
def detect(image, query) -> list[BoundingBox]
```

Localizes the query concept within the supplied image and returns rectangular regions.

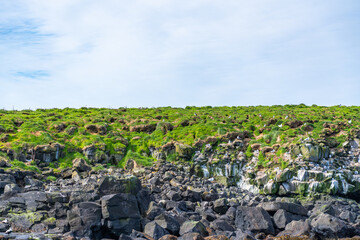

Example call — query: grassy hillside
[0,105,359,171]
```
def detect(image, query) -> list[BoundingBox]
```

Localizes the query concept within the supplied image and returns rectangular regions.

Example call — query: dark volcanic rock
[179,221,208,236]
[146,201,165,221]
[273,209,304,229]
[101,193,140,220]
[155,213,181,236]
[235,206,275,235]
[277,220,311,237]
[67,202,102,238]
[257,201,308,216]
[213,198,228,214]
[144,221,169,240]
[310,213,356,238]
[98,175,141,196]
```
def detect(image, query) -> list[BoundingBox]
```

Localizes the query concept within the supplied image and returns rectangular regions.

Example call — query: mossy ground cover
[0,105,359,171]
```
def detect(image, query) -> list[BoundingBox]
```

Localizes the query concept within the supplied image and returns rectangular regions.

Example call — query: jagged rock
[136,188,151,215]
[144,221,169,240]
[179,221,208,236]
[4,184,20,194]
[98,175,141,196]
[106,218,141,236]
[213,198,228,214]
[234,230,256,240]
[210,219,234,232]
[166,190,182,201]
[277,220,311,237]
[182,190,202,202]
[235,207,275,235]
[101,193,140,220]
[146,201,165,221]
[310,213,355,238]
[273,209,304,229]
[67,202,101,238]
[178,232,204,240]
[72,158,91,172]
[155,213,181,235]
[257,202,308,216]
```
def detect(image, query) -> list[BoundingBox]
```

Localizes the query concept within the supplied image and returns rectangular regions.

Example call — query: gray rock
[101,193,140,220]
[4,184,20,194]
[311,213,354,238]
[67,202,102,237]
[210,219,234,232]
[235,206,275,235]
[166,190,182,201]
[98,175,142,196]
[144,221,169,240]
[273,209,303,229]
[257,202,308,216]
[277,220,311,237]
[146,201,165,221]
[179,221,208,236]
[72,158,91,172]
[178,232,204,240]
[155,213,180,235]
[213,198,228,214]
[107,218,141,236]
[233,230,256,240]
[136,188,151,215]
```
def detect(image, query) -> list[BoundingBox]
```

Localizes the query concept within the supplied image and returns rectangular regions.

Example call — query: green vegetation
[0,105,358,171]
[46,176,57,181]
[11,160,41,173]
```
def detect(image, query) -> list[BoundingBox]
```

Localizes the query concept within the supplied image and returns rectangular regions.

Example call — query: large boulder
[273,209,304,229]
[67,202,102,238]
[98,175,141,196]
[257,202,308,216]
[101,193,141,236]
[235,207,275,235]
[101,193,140,220]
[310,213,355,238]
[277,220,311,237]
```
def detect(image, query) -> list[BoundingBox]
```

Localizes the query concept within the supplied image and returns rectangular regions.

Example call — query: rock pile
[0,161,359,239]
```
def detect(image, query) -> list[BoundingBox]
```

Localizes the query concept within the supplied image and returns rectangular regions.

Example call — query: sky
[0,0,359,109]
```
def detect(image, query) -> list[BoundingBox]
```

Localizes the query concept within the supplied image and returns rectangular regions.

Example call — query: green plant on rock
[46,176,57,182]
[245,145,253,159]
[11,160,40,173]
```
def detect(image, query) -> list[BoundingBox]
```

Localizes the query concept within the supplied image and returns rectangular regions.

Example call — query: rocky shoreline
[0,159,359,240]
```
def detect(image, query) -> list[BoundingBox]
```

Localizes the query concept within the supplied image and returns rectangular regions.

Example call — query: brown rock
[159,235,178,240]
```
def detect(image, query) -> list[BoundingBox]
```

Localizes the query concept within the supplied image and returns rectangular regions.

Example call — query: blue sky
[0,0,359,109]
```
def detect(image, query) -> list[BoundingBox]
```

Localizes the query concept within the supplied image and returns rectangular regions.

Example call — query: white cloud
[0,0,359,109]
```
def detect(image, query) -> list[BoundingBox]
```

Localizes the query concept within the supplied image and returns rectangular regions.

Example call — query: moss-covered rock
[264,180,279,195]
[175,143,193,160]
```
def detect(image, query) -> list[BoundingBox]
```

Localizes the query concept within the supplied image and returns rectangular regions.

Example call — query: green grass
[11,160,40,173]
[0,105,358,169]
[46,176,57,181]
